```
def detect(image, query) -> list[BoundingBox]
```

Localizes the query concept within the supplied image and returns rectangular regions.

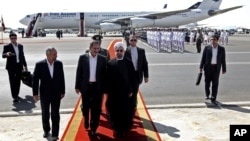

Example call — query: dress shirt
[130,46,138,71]
[211,45,218,64]
[12,43,20,63]
[89,53,97,82]
[46,59,54,78]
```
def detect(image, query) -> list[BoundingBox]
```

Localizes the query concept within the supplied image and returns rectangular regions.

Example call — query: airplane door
[37,13,43,22]
[79,12,85,37]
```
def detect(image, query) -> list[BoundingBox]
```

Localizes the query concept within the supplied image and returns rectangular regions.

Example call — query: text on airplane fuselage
[44,13,76,17]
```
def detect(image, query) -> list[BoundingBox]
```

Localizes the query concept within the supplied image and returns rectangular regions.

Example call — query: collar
[88,52,97,58]
[116,57,124,60]
[46,59,54,65]
[211,44,218,48]
[11,43,18,47]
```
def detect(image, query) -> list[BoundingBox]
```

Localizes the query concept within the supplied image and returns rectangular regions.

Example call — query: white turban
[114,42,126,51]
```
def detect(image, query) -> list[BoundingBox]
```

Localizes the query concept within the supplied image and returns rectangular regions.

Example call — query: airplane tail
[188,2,201,9]
[197,0,222,9]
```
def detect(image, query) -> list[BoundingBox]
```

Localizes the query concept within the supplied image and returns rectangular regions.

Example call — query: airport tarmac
[0,33,250,140]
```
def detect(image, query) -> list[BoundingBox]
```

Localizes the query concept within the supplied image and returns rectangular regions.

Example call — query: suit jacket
[2,43,27,71]
[125,46,149,84]
[75,53,107,95]
[199,45,226,73]
[32,59,65,100]
[106,58,136,96]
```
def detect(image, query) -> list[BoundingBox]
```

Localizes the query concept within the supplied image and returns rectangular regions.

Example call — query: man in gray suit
[200,35,226,105]
[33,47,65,141]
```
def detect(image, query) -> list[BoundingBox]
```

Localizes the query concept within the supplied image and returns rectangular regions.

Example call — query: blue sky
[0,0,249,29]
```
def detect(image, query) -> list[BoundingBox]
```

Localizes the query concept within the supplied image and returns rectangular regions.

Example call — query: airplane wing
[208,6,243,16]
[103,9,191,25]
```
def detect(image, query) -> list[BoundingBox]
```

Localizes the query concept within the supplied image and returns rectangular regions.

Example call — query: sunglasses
[130,39,137,42]
[116,49,124,52]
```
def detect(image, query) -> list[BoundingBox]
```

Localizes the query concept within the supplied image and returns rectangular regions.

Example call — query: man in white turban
[106,41,136,138]
[114,42,127,60]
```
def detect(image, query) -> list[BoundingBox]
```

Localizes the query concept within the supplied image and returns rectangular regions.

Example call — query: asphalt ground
[0,33,250,112]
[0,33,250,141]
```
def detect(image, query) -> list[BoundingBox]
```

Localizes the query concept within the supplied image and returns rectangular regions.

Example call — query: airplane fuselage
[20,10,210,31]
[19,0,242,32]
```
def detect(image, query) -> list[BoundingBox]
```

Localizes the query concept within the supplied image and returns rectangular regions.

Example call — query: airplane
[19,0,242,33]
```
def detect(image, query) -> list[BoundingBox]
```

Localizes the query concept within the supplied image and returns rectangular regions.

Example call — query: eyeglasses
[10,38,17,40]
[130,39,137,42]
[116,49,124,52]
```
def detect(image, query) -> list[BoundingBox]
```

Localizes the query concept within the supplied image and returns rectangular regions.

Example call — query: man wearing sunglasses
[2,33,27,103]
[125,35,149,117]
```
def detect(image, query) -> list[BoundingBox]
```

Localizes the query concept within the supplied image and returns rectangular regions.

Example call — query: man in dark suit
[199,35,226,105]
[75,40,107,136]
[196,29,203,53]
[86,35,110,61]
[32,47,65,141]
[84,34,110,114]
[2,33,27,103]
[106,42,135,137]
[125,35,149,116]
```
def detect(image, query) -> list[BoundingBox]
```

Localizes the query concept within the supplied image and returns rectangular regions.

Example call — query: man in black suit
[75,40,107,136]
[32,47,65,141]
[84,35,110,115]
[86,35,110,60]
[125,35,149,116]
[106,42,136,137]
[199,35,226,105]
[196,29,203,53]
[2,33,27,103]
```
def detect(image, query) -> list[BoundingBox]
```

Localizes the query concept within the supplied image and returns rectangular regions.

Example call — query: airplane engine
[100,23,124,32]
[130,18,155,28]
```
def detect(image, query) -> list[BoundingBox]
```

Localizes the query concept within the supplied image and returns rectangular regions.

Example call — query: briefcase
[21,71,33,88]
[195,72,202,86]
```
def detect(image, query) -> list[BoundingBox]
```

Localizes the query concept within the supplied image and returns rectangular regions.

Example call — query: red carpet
[61,39,161,141]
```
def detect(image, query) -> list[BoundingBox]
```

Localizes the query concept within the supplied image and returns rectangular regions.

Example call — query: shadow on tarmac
[12,95,36,113]
[136,116,180,139]
[205,101,250,113]
[154,122,180,138]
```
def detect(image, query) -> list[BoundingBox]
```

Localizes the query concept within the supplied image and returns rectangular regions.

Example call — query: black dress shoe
[52,136,59,141]
[205,96,210,100]
[84,121,89,129]
[43,132,49,138]
[13,99,20,103]
[211,100,218,105]
[119,132,125,138]
[91,130,97,136]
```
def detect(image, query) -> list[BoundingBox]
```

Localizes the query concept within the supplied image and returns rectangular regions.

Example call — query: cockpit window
[26,15,30,18]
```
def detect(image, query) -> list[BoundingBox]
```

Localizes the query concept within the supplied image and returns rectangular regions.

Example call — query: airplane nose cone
[19,17,28,25]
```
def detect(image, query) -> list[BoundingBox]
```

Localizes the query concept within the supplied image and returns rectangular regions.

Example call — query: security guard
[86,35,110,60]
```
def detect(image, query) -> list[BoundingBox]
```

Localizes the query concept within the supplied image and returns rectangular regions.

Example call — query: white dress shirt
[89,53,97,82]
[130,47,138,71]
[12,43,20,63]
[211,45,218,64]
[46,59,54,78]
